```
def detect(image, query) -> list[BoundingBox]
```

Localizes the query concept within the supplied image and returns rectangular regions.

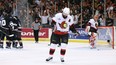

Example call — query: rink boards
[21,27,116,45]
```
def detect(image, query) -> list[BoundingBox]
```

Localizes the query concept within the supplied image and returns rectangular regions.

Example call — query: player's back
[1,15,12,28]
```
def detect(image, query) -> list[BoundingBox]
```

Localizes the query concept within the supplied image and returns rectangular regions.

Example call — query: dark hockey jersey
[0,15,13,31]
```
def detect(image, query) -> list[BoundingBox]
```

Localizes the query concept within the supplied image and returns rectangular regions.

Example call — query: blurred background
[0,0,116,28]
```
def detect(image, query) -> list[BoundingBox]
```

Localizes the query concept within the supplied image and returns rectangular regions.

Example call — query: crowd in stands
[0,0,15,15]
[0,0,116,28]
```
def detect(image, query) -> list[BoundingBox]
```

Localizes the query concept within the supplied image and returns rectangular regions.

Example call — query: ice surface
[0,41,116,65]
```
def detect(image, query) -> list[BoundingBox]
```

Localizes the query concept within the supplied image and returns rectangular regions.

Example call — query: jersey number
[0,20,6,26]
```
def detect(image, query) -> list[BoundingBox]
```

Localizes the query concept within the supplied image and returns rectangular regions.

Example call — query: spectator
[39,9,50,28]
[1,0,116,28]
[98,15,106,26]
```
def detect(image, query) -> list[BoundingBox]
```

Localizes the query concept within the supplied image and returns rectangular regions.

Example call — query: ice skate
[17,46,23,49]
[60,58,65,62]
[6,46,11,49]
[35,41,38,43]
[46,57,53,61]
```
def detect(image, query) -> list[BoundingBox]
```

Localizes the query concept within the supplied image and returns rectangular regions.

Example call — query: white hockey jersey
[52,13,74,35]
[88,19,98,29]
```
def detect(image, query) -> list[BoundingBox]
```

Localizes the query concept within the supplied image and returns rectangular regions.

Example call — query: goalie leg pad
[88,32,92,36]
[89,33,97,48]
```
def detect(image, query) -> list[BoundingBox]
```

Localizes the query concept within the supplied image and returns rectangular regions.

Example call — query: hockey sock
[60,49,66,56]
[60,49,66,62]
[49,43,57,56]
[49,48,55,55]
[60,43,67,56]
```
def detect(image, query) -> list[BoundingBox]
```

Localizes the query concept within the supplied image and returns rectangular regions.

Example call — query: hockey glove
[74,32,80,36]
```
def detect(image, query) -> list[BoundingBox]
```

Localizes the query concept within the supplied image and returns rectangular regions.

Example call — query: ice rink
[0,41,116,65]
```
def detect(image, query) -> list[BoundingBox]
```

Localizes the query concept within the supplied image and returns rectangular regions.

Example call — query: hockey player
[0,10,4,48]
[0,11,14,49]
[85,15,99,49]
[11,16,23,49]
[46,7,79,62]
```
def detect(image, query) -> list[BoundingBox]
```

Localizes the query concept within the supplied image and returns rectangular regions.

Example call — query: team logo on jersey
[59,21,67,29]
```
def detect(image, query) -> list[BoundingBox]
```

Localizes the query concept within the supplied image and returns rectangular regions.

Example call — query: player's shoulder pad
[52,13,62,21]
[55,13,62,18]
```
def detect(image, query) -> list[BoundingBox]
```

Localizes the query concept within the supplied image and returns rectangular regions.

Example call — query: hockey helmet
[62,7,70,16]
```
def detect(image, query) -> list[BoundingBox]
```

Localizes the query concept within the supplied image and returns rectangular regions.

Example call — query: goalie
[85,15,99,49]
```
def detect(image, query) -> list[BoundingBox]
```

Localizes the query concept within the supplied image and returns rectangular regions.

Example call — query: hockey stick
[0,26,9,30]
[0,30,14,37]
[13,29,22,32]
[1,26,22,32]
